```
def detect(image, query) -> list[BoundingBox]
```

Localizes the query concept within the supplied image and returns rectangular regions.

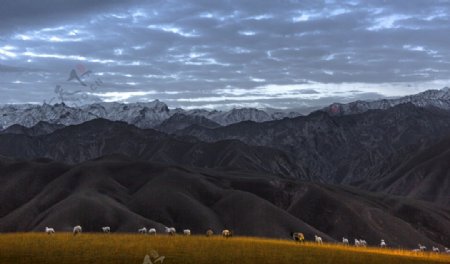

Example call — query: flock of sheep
[45,226,233,238]
[43,226,449,253]
[292,232,449,254]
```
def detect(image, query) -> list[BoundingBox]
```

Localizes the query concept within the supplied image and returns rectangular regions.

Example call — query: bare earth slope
[177,104,450,186]
[0,119,307,179]
[0,157,448,248]
[365,135,450,207]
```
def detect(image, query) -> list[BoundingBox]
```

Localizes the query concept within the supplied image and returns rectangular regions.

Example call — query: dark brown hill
[0,119,306,179]
[365,135,450,207]
[176,104,450,186]
[0,157,448,248]
[155,113,221,134]
[0,121,64,136]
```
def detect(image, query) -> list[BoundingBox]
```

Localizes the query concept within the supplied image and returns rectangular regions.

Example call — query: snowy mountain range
[0,100,302,130]
[1,87,449,130]
[322,87,450,116]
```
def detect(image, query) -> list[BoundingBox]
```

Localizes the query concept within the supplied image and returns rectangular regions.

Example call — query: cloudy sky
[0,0,449,110]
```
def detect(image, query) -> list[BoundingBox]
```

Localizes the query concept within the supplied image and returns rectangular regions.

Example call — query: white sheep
[354,239,361,247]
[222,229,232,238]
[444,247,450,253]
[138,227,147,234]
[73,225,82,235]
[342,237,349,245]
[102,226,110,233]
[380,239,386,248]
[206,229,214,237]
[360,239,367,247]
[45,227,55,235]
[148,228,156,235]
[432,246,440,253]
[419,244,427,251]
[183,229,191,236]
[314,235,323,244]
[165,227,176,236]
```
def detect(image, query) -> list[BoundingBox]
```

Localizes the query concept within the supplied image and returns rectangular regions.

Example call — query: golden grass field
[0,233,449,264]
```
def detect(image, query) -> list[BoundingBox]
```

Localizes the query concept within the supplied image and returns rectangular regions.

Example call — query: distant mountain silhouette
[0,121,64,136]
[0,101,302,129]
[156,113,221,134]
[321,87,450,116]
[0,119,306,179]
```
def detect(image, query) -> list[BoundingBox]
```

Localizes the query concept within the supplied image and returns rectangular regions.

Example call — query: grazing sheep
[354,239,361,247]
[432,246,440,253]
[165,227,176,236]
[222,229,232,238]
[102,226,110,233]
[445,247,450,253]
[419,244,427,251]
[45,227,55,235]
[412,249,420,253]
[73,225,82,236]
[206,228,214,237]
[380,239,387,248]
[183,229,191,236]
[314,235,323,244]
[138,227,147,234]
[360,240,367,247]
[148,228,156,235]
[291,232,305,242]
[342,237,349,245]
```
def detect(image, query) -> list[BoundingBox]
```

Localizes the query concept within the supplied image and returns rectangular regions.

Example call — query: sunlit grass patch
[0,233,448,264]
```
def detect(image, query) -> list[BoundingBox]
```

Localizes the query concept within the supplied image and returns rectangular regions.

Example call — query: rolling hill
[0,157,448,248]
[365,135,450,206]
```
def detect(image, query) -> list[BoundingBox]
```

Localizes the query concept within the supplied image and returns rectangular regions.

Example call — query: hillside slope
[0,157,448,247]
[365,136,450,206]
[0,119,307,179]
[177,104,450,186]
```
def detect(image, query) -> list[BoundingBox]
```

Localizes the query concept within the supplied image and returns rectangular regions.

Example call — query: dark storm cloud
[0,0,449,109]
[0,0,134,34]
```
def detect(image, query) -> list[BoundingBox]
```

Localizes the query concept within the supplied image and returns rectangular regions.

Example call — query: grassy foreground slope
[0,233,449,264]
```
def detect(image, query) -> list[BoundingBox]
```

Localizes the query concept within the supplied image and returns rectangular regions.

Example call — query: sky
[0,0,450,110]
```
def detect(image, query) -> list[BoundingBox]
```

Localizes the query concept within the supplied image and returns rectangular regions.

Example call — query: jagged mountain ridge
[322,87,450,116]
[0,121,64,136]
[0,119,307,179]
[1,87,449,130]
[176,104,450,194]
[0,101,302,130]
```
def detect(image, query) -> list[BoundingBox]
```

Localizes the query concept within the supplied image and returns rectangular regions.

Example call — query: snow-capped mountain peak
[0,100,301,129]
[322,87,450,116]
